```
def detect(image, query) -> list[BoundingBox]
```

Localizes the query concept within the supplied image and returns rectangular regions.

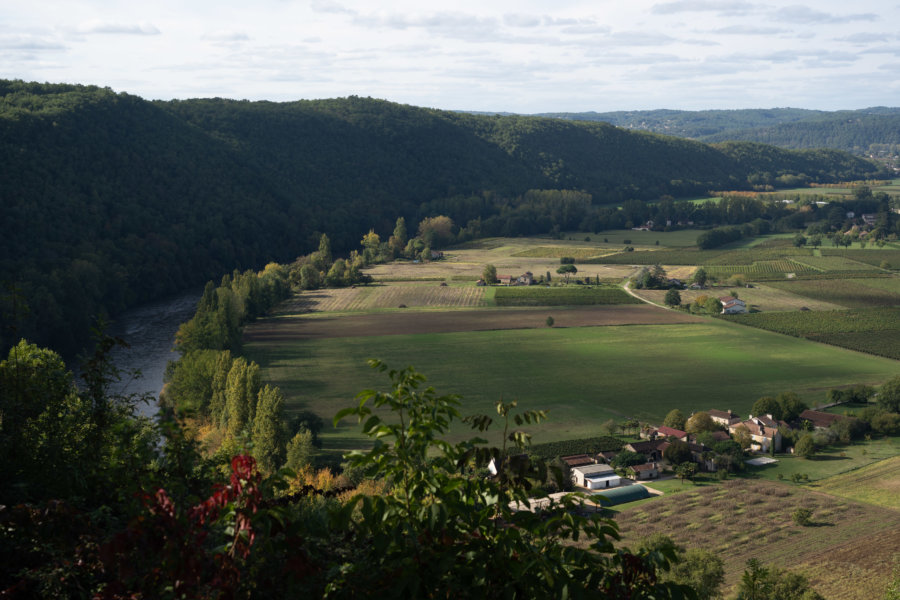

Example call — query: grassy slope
[811,454,900,508]
[243,318,900,452]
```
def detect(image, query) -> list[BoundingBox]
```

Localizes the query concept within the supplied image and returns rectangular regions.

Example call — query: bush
[792,507,813,526]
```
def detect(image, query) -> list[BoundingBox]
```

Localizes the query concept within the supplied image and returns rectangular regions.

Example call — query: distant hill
[533,107,900,156]
[0,80,888,354]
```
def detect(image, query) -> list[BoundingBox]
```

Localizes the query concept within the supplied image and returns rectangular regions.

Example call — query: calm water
[103,289,201,418]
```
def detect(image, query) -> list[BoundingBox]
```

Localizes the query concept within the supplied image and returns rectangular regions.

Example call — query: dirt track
[244,304,703,342]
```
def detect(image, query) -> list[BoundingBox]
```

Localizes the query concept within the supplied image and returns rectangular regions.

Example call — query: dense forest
[0,80,889,355]
[533,107,900,157]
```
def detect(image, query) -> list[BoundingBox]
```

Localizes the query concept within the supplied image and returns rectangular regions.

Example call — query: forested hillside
[0,80,887,355]
[536,107,900,156]
[701,112,900,154]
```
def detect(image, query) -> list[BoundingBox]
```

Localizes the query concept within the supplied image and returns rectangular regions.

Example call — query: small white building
[720,296,748,314]
[572,464,621,490]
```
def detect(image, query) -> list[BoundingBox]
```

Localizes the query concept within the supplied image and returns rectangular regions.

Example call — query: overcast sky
[3,0,899,113]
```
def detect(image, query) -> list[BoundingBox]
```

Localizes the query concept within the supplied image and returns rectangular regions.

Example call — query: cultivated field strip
[512,246,618,259]
[282,285,487,313]
[790,255,880,272]
[703,259,818,279]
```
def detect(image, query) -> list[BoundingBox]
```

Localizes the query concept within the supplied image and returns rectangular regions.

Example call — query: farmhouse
[625,440,666,462]
[707,430,732,444]
[655,426,688,441]
[799,409,846,430]
[517,271,534,285]
[730,414,785,453]
[708,409,741,427]
[497,275,513,286]
[628,462,660,480]
[571,464,621,490]
[719,296,748,314]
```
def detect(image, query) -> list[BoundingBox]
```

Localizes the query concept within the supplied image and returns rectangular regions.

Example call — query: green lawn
[742,436,900,483]
[243,319,900,453]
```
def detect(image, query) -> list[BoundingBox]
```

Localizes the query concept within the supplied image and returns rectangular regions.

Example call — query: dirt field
[245,304,704,342]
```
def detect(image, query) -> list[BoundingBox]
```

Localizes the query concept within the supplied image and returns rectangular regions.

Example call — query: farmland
[766,279,900,308]
[243,317,900,450]
[611,478,900,600]
[723,307,900,359]
[493,286,640,306]
[241,227,900,595]
[245,231,900,454]
[812,455,900,509]
[272,283,488,315]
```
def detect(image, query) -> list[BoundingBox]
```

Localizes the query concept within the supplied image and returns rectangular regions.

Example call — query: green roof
[592,484,651,506]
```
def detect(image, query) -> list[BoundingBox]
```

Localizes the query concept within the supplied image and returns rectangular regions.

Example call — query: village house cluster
[559,407,846,492]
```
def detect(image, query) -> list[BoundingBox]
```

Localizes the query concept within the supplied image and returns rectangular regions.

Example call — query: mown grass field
[744,436,900,483]
[610,478,900,600]
[811,455,900,509]
[243,318,900,452]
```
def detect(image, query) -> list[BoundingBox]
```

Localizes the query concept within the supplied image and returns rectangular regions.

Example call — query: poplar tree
[252,385,287,474]
[208,350,233,424]
[224,357,260,437]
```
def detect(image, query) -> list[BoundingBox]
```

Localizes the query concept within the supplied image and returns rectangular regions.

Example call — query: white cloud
[0,34,66,50]
[502,13,542,28]
[652,1,760,16]
[836,32,895,44]
[712,25,787,35]
[1,0,898,111]
[772,6,877,24]
[75,21,160,35]
[310,1,356,15]
[202,31,250,43]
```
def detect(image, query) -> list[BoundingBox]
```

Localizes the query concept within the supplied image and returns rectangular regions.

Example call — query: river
[103,289,202,418]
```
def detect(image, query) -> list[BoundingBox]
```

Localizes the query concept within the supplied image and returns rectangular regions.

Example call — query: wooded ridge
[0,80,888,354]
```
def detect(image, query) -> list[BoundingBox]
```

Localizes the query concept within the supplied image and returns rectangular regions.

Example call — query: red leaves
[95,454,264,598]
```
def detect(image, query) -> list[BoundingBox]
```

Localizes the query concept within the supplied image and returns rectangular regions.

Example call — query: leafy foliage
[329,360,695,598]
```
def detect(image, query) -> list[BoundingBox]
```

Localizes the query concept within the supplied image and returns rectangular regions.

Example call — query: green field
[812,455,900,508]
[744,437,900,483]
[722,307,900,359]
[767,279,900,308]
[243,319,900,452]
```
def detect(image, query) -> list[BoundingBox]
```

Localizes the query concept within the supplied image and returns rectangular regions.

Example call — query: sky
[2,0,900,113]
